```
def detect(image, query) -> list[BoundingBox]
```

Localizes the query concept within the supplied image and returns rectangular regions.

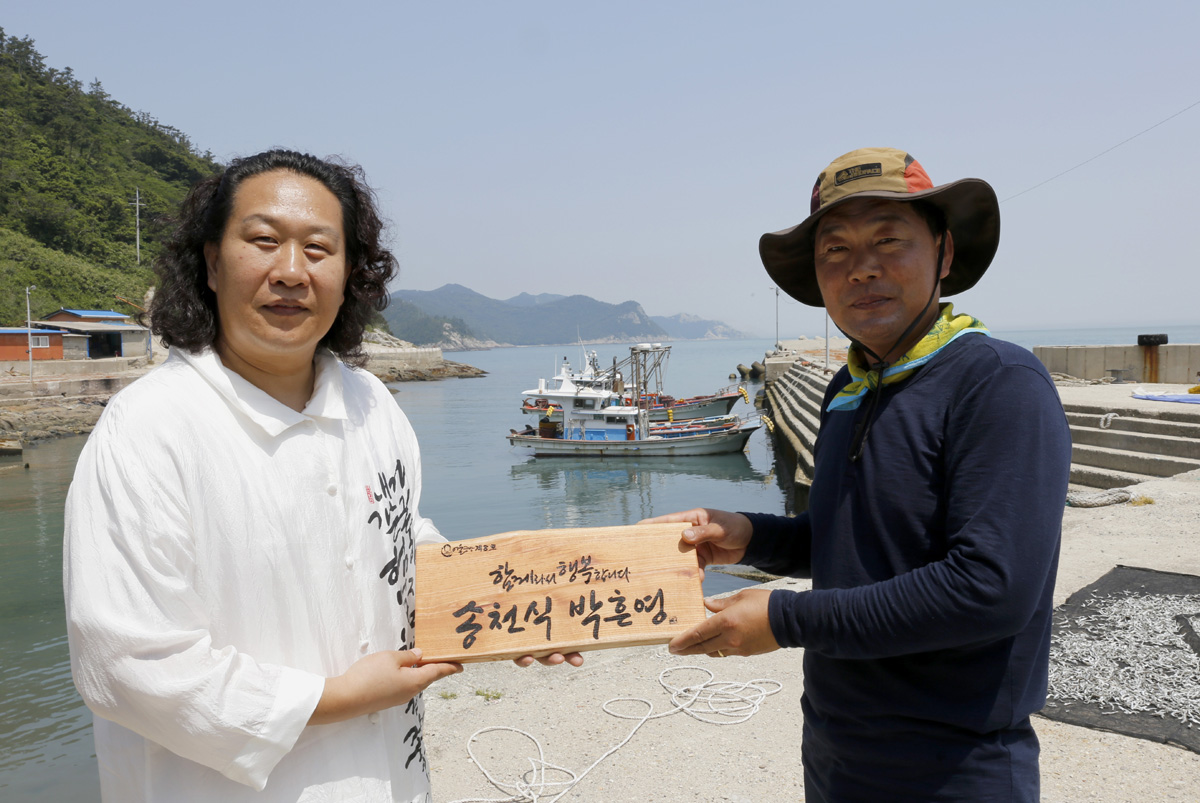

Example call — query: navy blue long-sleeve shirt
[743,333,1071,801]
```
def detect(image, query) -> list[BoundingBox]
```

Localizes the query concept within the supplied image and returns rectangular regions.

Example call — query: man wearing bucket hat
[648,148,1071,801]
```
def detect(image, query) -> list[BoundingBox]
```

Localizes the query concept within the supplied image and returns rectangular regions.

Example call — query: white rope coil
[448,665,782,803]
[1065,488,1133,508]
[1099,412,1120,429]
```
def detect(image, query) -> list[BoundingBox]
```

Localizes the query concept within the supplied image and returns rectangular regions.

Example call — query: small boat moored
[507,343,759,457]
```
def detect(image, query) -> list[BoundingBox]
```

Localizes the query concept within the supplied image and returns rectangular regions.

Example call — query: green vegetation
[0,29,222,325]
[382,297,477,345]
[0,229,155,325]
[475,688,503,702]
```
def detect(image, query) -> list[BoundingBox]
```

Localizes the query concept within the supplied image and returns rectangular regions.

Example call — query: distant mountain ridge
[385,284,745,349]
[650,313,746,341]
[503,292,567,307]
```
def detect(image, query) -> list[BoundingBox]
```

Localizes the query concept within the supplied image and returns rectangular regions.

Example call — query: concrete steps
[1068,463,1161,491]
[764,361,1200,501]
[1064,403,1200,490]
[1068,420,1200,460]
[1065,407,1200,439]
[1071,442,1200,479]
[763,362,833,509]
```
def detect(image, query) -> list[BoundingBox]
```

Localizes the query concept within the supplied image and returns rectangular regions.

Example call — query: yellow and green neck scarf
[827,304,989,412]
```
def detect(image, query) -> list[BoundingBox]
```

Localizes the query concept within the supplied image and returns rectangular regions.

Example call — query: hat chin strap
[847,236,946,463]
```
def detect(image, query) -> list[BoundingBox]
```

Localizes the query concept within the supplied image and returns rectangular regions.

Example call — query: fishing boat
[518,347,747,423]
[507,343,759,457]
[521,388,745,423]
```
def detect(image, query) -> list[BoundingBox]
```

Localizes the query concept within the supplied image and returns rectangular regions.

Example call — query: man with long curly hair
[63,150,464,801]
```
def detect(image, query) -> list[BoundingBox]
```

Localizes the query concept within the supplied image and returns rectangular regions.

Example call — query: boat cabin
[562,405,639,441]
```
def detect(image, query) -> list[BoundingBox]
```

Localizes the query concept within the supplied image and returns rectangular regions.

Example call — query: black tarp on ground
[1040,565,1200,753]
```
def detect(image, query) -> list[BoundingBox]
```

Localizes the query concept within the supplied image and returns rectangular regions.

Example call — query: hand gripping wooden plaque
[414,523,706,663]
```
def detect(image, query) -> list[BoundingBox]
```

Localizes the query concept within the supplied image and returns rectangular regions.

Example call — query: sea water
[399,339,787,541]
[0,436,96,801]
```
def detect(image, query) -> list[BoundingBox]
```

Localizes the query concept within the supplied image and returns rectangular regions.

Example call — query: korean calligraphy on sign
[414,523,706,662]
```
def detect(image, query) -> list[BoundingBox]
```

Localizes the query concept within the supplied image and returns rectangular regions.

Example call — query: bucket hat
[759,147,1000,307]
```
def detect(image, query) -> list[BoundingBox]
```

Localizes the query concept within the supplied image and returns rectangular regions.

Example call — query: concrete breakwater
[0,345,484,444]
[0,355,152,400]
[1034,343,1200,385]
[760,345,1200,510]
[363,346,485,382]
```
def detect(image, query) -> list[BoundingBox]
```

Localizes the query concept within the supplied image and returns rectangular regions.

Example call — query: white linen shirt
[64,348,445,802]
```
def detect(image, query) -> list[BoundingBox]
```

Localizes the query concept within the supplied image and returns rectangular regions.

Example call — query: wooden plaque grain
[415,523,705,663]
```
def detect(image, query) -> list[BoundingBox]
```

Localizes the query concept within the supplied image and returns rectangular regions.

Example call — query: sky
[5,2,1198,339]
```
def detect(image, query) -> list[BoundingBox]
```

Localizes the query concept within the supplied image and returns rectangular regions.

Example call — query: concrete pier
[0,344,459,402]
[0,356,148,399]
[1035,344,1200,385]
[760,351,1200,510]
[362,345,444,374]
[762,361,832,512]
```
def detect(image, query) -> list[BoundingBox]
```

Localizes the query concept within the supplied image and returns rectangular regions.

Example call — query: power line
[1001,98,1200,204]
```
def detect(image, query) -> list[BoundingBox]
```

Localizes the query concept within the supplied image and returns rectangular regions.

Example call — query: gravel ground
[425,386,1200,802]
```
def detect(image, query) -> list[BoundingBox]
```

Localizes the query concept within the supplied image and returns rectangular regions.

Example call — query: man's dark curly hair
[149,149,395,367]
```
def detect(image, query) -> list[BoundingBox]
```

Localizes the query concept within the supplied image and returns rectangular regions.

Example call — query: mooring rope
[448,665,783,803]
[1065,488,1134,507]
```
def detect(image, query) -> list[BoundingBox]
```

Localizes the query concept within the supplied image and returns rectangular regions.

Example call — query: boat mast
[629,343,671,439]
[632,345,649,439]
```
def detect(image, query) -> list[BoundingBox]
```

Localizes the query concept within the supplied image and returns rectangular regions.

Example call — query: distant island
[385,284,747,349]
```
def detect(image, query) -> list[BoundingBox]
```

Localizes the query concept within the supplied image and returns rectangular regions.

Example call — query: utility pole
[129,187,145,264]
[770,286,780,350]
[25,285,36,388]
[825,312,830,370]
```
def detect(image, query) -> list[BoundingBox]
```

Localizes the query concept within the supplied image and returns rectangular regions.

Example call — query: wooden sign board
[415,523,705,663]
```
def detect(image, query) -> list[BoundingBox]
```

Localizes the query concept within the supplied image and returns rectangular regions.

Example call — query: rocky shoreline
[0,357,485,445]
[0,395,111,443]
[370,359,486,383]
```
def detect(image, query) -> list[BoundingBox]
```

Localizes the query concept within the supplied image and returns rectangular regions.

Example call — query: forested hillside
[0,28,222,325]
[381,298,479,347]
[0,229,157,324]
[391,284,669,346]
